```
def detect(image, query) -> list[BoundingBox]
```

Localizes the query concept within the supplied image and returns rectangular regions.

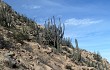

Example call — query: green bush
[12,29,29,43]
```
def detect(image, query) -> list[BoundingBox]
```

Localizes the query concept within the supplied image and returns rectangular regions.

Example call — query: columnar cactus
[44,16,65,51]
[0,3,12,28]
[72,39,81,62]
[75,39,78,49]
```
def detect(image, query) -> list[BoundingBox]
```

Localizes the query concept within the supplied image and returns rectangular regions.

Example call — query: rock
[4,51,15,57]
[4,55,18,68]
[16,43,22,47]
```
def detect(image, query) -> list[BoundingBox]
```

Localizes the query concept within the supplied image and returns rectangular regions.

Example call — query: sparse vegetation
[0,34,12,49]
[62,37,73,48]
[0,1,110,70]
[72,39,81,63]
[93,52,102,62]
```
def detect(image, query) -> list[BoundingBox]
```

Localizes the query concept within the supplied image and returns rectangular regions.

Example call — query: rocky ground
[0,41,110,70]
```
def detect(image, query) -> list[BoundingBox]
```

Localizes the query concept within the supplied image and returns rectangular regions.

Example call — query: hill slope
[0,1,110,70]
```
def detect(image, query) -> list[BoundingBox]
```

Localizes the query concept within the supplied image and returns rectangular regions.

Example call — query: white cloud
[22,5,41,9]
[64,18,103,26]
[32,5,41,9]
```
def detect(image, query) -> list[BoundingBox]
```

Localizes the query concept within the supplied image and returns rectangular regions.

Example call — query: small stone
[4,51,15,57]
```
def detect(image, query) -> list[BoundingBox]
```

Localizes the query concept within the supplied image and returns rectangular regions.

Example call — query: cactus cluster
[88,61,108,70]
[0,2,74,49]
[43,16,65,51]
[0,2,13,28]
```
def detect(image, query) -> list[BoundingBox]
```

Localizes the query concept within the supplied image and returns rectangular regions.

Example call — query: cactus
[93,52,102,62]
[75,38,78,49]
[0,3,12,28]
[44,16,65,51]
[61,37,73,48]
[72,39,81,62]
[35,24,41,43]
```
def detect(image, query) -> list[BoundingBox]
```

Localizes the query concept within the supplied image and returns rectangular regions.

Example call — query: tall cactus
[44,16,65,51]
[35,24,40,43]
[75,39,78,49]
[74,39,81,62]
[0,3,12,28]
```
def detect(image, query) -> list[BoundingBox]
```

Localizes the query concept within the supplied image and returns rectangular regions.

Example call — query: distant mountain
[0,1,110,70]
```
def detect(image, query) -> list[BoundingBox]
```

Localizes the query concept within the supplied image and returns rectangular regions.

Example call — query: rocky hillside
[0,1,110,70]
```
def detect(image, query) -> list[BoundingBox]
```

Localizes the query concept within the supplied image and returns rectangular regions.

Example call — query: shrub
[0,35,12,49]
[93,52,102,62]
[62,37,73,48]
[65,64,72,70]
[13,31,29,43]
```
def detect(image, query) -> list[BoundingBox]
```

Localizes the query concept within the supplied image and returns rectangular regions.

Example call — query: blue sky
[4,0,110,62]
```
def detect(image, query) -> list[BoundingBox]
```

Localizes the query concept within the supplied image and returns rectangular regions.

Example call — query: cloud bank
[22,5,41,9]
[64,18,102,26]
